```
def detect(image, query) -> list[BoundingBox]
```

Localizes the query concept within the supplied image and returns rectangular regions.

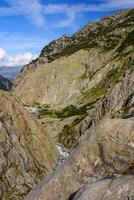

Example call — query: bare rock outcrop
[0,92,58,200]
[24,117,134,200]
[73,175,134,200]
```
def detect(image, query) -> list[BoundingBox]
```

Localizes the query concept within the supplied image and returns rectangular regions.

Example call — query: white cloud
[0,49,36,67]
[5,52,35,67]
[44,1,134,27]
[0,48,6,59]
[5,0,45,26]
[0,0,134,27]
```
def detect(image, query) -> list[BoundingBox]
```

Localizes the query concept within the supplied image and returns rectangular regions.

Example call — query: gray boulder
[25,118,134,200]
[73,175,134,200]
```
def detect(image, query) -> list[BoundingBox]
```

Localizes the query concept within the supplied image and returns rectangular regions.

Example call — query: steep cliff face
[13,9,134,106]
[0,75,12,91]
[0,92,58,200]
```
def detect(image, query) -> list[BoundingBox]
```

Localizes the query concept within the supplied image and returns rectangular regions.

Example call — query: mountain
[2,8,134,200]
[0,74,12,90]
[0,91,58,200]
[13,8,134,148]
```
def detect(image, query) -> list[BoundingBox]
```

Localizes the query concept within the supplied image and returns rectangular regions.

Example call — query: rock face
[24,118,134,200]
[0,92,58,200]
[10,9,134,200]
[73,175,134,200]
[13,9,134,107]
[13,9,134,149]
[0,75,12,90]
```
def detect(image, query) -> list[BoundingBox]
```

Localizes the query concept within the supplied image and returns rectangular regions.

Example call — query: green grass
[38,103,95,119]
[32,101,42,108]
[82,86,107,102]
[103,54,134,87]
[9,91,13,96]
[79,65,92,80]
[117,29,134,53]
[58,116,85,149]
[38,86,109,120]
[49,40,97,61]
[104,68,120,85]
[111,106,132,119]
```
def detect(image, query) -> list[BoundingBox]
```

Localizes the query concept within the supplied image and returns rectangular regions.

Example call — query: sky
[0,0,134,67]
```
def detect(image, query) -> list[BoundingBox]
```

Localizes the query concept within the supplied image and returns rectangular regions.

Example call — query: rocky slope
[13,9,134,106]
[0,75,12,90]
[13,8,134,149]
[0,91,58,200]
[10,9,134,200]
[73,175,134,200]
[24,117,134,200]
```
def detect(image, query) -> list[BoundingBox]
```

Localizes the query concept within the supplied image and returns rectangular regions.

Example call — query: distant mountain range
[0,66,23,82]
[0,74,12,90]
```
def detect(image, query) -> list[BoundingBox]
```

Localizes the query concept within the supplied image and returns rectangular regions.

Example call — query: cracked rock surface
[0,92,58,200]
[72,175,134,200]
[24,117,134,200]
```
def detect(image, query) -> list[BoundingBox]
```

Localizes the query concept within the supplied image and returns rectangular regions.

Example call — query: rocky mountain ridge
[13,8,134,149]
[13,9,134,105]
[13,8,133,85]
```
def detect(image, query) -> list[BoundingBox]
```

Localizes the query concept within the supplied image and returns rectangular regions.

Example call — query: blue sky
[0,0,134,67]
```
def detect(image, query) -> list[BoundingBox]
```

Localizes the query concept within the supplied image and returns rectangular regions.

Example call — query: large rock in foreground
[73,175,134,200]
[25,117,134,200]
[0,92,58,200]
